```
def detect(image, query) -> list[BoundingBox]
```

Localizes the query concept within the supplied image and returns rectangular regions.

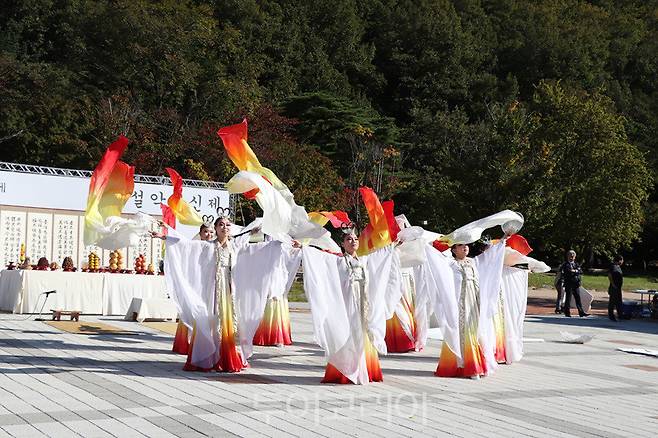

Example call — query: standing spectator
[608,255,624,321]
[559,250,589,317]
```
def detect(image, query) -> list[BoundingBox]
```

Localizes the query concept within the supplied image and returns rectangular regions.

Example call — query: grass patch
[288,281,307,302]
[289,272,658,302]
[529,272,658,291]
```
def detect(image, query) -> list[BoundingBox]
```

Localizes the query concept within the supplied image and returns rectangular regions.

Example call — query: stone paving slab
[1,312,657,437]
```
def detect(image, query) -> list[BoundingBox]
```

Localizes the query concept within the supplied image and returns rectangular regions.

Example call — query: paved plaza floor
[0,308,657,437]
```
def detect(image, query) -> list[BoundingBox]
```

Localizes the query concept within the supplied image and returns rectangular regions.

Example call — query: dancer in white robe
[433,210,524,378]
[302,231,402,384]
[157,217,298,372]
[253,242,302,347]
[435,240,506,378]
[384,268,417,352]
[392,221,460,354]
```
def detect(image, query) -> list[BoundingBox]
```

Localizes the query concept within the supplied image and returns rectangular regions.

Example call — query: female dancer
[435,240,506,379]
[302,230,401,384]
[156,217,297,372]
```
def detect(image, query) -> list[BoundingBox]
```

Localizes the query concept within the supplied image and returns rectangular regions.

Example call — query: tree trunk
[583,245,594,269]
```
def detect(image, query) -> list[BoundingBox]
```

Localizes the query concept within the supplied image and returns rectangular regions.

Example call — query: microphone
[34,290,56,321]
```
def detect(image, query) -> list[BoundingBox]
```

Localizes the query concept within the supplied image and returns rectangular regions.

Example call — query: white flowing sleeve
[442,210,524,245]
[365,245,401,355]
[393,269,416,346]
[271,245,302,300]
[474,240,506,372]
[232,234,251,251]
[93,213,156,250]
[302,247,363,384]
[396,238,428,268]
[163,231,217,368]
[504,247,550,273]
[227,171,293,238]
[233,241,291,359]
[474,241,506,320]
[501,266,529,363]
[423,246,461,360]
[411,263,430,351]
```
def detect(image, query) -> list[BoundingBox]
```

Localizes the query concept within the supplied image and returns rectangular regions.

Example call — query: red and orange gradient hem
[183,290,246,373]
[172,321,190,355]
[385,314,415,353]
[435,339,487,378]
[253,298,292,346]
[322,334,383,384]
[494,311,507,364]
[183,327,246,373]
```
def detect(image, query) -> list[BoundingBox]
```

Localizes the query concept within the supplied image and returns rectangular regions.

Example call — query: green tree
[399,81,652,263]
[282,92,405,217]
[363,0,499,121]
[397,102,536,233]
[0,53,94,167]
[212,0,381,102]
[282,93,398,160]
[528,81,652,259]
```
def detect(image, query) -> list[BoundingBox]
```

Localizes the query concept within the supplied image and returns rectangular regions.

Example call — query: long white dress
[164,231,296,371]
[436,257,488,377]
[253,246,302,347]
[302,246,401,384]
[436,241,506,377]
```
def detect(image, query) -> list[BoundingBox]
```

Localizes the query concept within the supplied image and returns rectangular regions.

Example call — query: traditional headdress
[340,221,357,235]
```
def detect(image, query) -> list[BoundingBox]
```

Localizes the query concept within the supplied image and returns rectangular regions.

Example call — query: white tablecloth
[0,270,168,315]
[103,274,168,315]
[0,270,24,312]
[124,297,178,322]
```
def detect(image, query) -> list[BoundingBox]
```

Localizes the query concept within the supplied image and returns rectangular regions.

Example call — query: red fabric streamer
[381,200,400,242]
[165,168,203,226]
[160,203,176,236]
[433,241,450,252]
[506,234,532,255]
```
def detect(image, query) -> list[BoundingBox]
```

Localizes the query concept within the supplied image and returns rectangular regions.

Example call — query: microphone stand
[34,290,56,321]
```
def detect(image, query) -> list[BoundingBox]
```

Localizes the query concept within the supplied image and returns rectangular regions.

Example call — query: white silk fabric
[500,248,550,363]
[441,210,524,245]
[164,233,218,369]
[366,246,403,353]
[500,266,529,363]
[227,171,292,239]
[473,241,507,374]
[94,212,156,250]
[392,269,416,345]
[227,171,340,253]
[415,245,461,357]
[233,241,300,359]
[504,248,551,273]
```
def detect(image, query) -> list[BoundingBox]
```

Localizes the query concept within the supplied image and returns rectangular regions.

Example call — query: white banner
[0,170,230,223]
[0,169,231,268]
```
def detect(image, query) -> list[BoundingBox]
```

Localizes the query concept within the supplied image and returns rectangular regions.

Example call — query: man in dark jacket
[608,255,624,321]
[559,250,589,317]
